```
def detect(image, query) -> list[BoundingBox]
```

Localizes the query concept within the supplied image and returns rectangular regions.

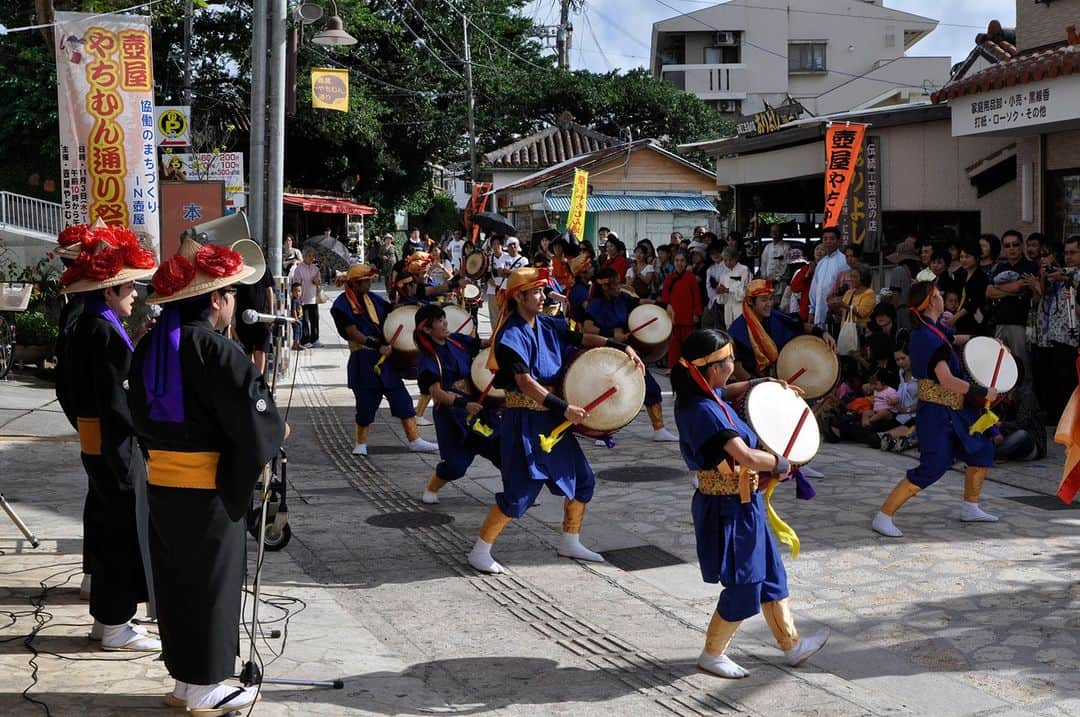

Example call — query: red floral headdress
[152,242,244,298]
[59,223,157,288]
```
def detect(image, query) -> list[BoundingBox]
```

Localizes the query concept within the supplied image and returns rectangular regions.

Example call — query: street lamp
[311,1,357,46]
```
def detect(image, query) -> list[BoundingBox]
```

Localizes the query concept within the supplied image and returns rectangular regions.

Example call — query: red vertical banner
[822,123,868,228]
[464,182,492,244]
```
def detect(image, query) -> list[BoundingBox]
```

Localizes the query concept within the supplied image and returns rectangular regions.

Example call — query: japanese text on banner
[55,11,160,256]
[311,68,349,112]
[822,123,867,229]
[566,169,589,238]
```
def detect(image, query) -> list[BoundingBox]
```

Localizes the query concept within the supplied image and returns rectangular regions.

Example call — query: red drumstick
[988,347,1005,389]
[386,323,405,346]
[582,385,618,412]
[454,315,474,334]
[627,316,658,336]
[786,367,807,383]
[782,407,811,459]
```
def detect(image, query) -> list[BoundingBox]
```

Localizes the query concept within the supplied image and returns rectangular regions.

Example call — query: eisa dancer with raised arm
[413,303,501,504]
[57,225,160,652]
[129,237,285,715]
[467,267,645,574]
[672,329,828,678]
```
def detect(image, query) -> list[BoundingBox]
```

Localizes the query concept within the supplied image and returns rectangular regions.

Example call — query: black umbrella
[303,235,350,273]
[532,228,561,243]
[472,211,516,237]
[552,229,581,258]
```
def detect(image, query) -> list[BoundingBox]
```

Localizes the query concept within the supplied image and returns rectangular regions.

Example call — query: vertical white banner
[55,11,162,257]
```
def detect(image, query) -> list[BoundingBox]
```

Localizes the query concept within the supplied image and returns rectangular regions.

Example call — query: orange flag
[1054,353,1080,504]
[822,123,868,227]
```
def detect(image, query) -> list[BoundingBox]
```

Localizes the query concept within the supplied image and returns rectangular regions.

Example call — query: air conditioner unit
[717,100,738,113]
[714,31,737,46]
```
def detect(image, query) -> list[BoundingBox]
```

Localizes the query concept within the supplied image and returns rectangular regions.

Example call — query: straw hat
[405,251,432,274]
[148,237,255,304]
[335,263,378,285]
[501,266,549,303]
[59,226,157,295]
[569,253,592,276]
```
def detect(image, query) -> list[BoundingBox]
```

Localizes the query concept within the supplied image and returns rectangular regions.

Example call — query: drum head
[463,283,481,300]
[775,335,839,399]
[384,305,419,352]
[464,252,487,279]
[562,347,646,433]
[443,304,475,336]
[963,336,1018,392]
[471,347,505,399]
[627,304,672,344]
[744,382,820,465]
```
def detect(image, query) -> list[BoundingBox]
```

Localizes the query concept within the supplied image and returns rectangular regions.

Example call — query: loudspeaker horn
[229,238,266,285]
[193,211,251,247]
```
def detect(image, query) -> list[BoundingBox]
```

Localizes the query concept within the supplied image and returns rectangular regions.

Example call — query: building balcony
[660,63,749,99]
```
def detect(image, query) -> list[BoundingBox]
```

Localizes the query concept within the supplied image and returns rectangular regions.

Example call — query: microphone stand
[239,318,343,691]
[0,491,40,548]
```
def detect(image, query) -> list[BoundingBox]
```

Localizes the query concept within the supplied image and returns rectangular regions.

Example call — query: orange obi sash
[147,450,219,490]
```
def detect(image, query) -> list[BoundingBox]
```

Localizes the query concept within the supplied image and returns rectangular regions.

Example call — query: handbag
[835,294,860,355]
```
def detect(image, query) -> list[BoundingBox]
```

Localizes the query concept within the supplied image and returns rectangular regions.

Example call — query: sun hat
[59,225,157,294]
[147,237,255,304]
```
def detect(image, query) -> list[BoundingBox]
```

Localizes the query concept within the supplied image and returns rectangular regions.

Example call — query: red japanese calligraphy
[822,123,867,227]
[84,27,129,227]
[119,30,152,91]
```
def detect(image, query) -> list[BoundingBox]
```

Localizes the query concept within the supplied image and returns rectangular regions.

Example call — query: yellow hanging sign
[566,169,588,238]
[311,68,349,112]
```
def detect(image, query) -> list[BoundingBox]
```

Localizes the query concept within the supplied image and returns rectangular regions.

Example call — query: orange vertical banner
[465,182,491,244]
[822,123,868,228]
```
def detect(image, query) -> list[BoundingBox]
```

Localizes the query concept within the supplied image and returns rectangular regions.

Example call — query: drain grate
[366,511,455,528]
[1003,494,1077,511]
[597,464,687,483]
[603,545,687,572]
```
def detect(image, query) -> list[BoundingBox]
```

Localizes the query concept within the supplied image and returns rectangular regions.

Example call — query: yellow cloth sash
[147,450,219,490]
[697,465,801,558]
[77,417,102,456]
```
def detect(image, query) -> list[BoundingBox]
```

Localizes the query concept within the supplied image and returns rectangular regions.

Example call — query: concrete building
[651,0,950,117]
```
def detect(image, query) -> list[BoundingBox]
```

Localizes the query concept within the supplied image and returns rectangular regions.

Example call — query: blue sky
[520,0,1016,73]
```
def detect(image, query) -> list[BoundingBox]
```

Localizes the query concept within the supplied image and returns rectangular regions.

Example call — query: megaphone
[230,238,267,286]
[186,212,264,285]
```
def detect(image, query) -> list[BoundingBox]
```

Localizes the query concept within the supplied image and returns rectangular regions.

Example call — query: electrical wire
[386,3,464,79]
[0,0,168,35]
[444,1,552,72]
[582,10,612,71]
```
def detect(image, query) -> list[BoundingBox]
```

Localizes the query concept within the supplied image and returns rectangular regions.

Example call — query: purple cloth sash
[84,295,134,351]
[143,304,184,423]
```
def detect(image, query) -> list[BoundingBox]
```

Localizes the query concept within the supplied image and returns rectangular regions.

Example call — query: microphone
[242,309,298,326]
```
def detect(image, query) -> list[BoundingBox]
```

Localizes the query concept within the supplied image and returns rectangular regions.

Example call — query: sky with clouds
[520,0,1016,73]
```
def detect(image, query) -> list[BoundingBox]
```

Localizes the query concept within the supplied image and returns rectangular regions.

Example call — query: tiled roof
[483,113,620,169]
[933,42,1078,103]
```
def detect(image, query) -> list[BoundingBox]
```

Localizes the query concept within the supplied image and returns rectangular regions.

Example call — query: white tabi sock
[959,501,999,522]
[872,511,903,537]
[101,622,160,651]
[697,651,750,678]
[467,538,504,574]
[184,683,258,713]
[557,532,604,562]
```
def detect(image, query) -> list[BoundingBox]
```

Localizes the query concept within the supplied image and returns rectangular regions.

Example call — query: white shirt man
[809,229,847,328]
[759,226,789,283]
[490,238,528,294]
[446,233,466,272]
[707,248,751,328]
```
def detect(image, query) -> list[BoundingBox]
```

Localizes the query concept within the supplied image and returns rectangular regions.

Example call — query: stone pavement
[1,288,1078,716]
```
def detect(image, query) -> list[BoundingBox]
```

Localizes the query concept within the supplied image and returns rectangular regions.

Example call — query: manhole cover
[597,464,686,483]
[1003,494,1077,511]
[366,511,455,529]
[602,545,686,571]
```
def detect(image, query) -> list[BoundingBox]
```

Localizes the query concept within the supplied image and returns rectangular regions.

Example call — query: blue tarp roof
[545,193,717,213]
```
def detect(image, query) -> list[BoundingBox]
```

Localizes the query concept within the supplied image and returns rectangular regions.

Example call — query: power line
[444,1,552,73]
[386,3,464,78]
[582,10,612,71]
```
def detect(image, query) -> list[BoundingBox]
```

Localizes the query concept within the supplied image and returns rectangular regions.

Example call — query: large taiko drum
[443,303,475,336]
[560,347,646,439]
[383,305,419,370]
[626,304,672,363]
[463,251,488,281]
[470,347,505,406]
[738,381,820,466]
[963,336,1018,396]
[775,335,839,400]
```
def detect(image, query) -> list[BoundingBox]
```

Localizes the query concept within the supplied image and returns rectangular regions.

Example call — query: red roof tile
[933,42,1079,103]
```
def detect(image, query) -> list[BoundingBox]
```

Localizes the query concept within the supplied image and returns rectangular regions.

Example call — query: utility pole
[182,0,193,105]
[555,0,574,70]
[266,0,286,278]
[249,0,268,250]
[463,14,477,186]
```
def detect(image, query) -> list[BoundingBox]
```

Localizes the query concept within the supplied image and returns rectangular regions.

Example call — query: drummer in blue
[872,281,999,537]
[673,328,828,678]
[413,302,501,504]
[467,266,645,574]
[582,266,678,442]
[329,264,438,457]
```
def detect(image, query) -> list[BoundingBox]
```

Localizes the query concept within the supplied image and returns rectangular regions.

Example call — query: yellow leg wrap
[764,480,800,558]
[415,393,431,418]
[761,598,800,652]
[703,611,741,657]
[647,403,665,430]
[562,498,587,534]
[401,417,421,442]
[479,504,512,544]
[963,466,988,503]
[355,425,369,445]
[881,478,920,516]
[426,473,447,494]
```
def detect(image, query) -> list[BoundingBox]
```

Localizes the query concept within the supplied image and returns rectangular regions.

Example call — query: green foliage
[421,192,463,239]
[14,311,59,346]
[0,246,63,318]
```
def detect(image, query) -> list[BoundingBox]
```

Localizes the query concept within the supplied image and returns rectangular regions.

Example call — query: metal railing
[0,191,63,238]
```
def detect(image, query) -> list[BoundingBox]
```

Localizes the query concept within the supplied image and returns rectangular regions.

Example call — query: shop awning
[283,193,376,215]
[545,193,717,213]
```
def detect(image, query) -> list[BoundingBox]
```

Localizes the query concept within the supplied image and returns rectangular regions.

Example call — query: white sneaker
[959,501,999,523]
[184,683,258,715]
[697,651,749,678]
[101,622,160,652]
[421,490,439,505]
[352,443,368,456]
[90,620,147,641]
[467,539,504,574]
[408,437,439,453]
[784,629,830,666]
[415,415,433,426]
[557,532,604,562]
[652,426,679,442]
[872,511,903,537]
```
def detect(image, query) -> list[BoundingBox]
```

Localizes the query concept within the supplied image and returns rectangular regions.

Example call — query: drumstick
[374,323,405,373]
[539,386,619,453]
[786,367,807,383]
[988,346,1005,389]
[627,316,658,336]
[781,407,811,460]
[454,315,474,334]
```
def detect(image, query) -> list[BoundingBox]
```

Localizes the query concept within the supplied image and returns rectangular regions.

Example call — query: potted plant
[13,310,59,366]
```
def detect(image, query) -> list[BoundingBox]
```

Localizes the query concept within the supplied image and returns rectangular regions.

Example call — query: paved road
[0,288,1077,716]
